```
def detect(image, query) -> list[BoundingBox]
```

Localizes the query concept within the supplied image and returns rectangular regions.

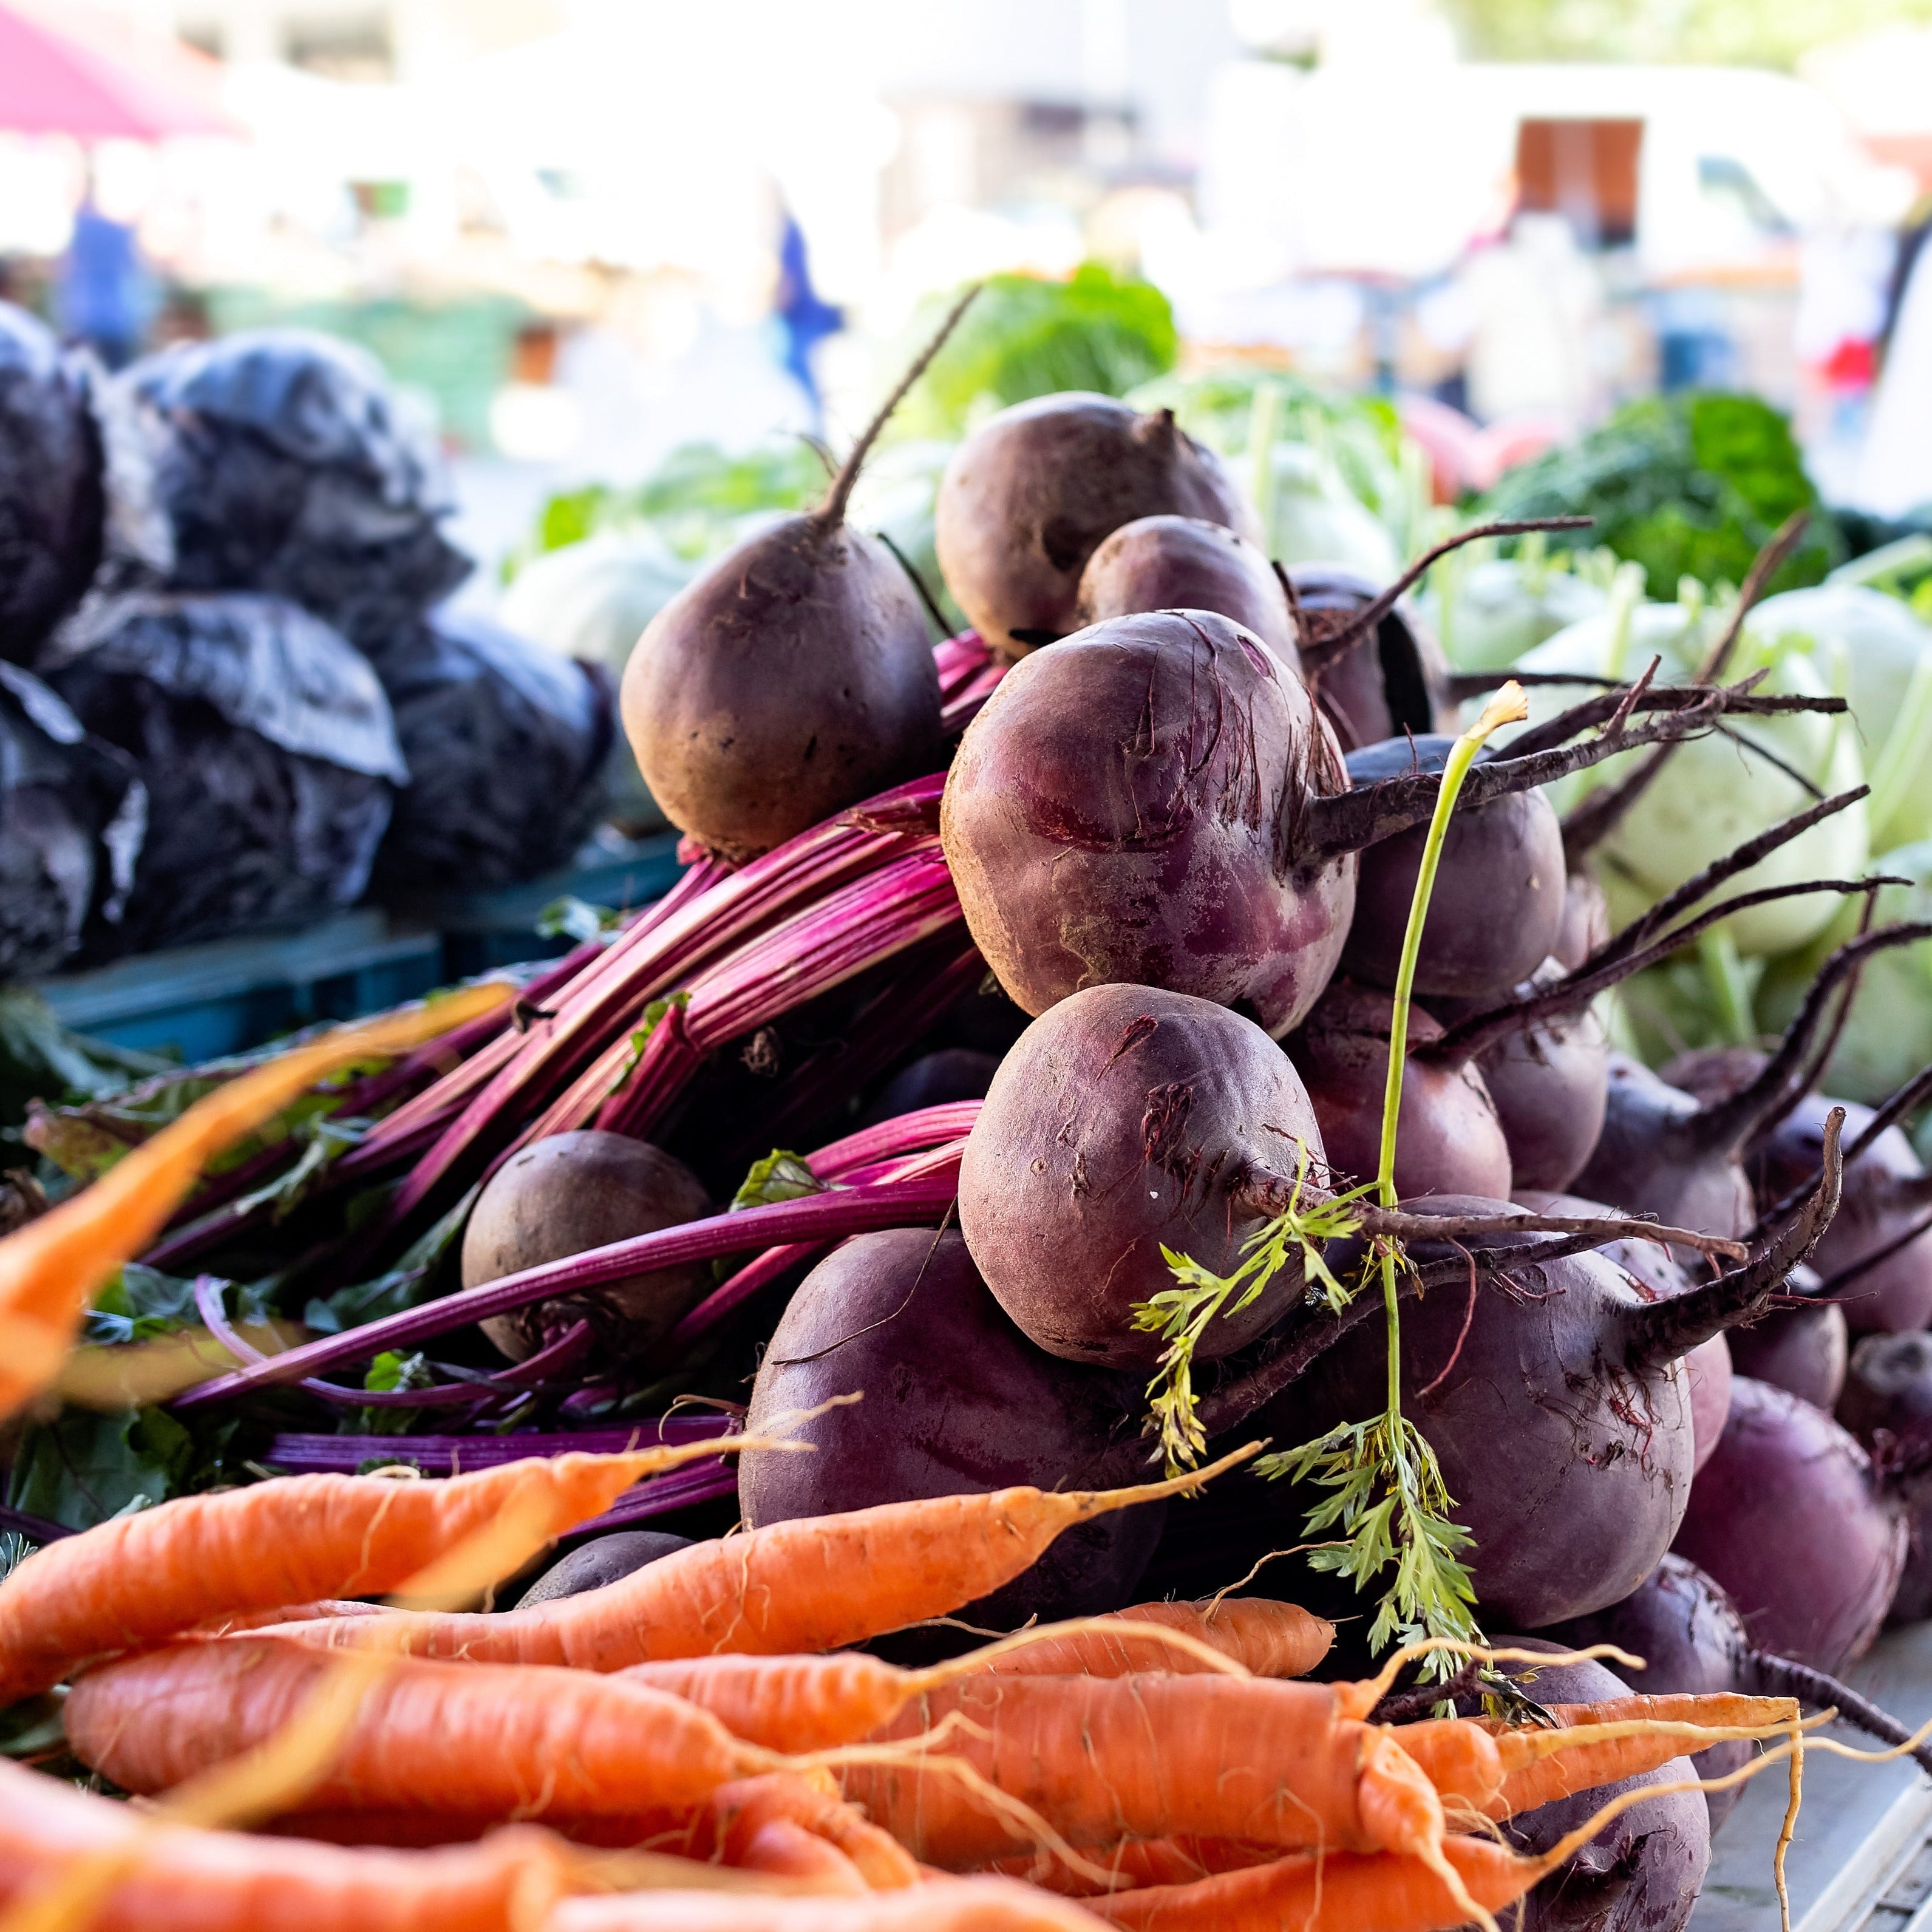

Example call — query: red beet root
[1073,513,1296,662]
[1672,1375,1911,1670]
[940,608,1357,1036]
[1339,734,1568,1000]
[740,1227,1164,1633]
[935,393,1257,660]
[1285,981,1513,1200]
[957,982,1327,1369]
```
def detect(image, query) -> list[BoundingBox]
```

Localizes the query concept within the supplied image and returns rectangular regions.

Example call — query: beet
[1489,1640,1709,1930]
[1574,927,1931,1245]
[1556,1553,1932,1829]
[1554,872,1613,972]
[1470,997,1610,1194]
[1751,1094,1932,1336]
[1520,1192,1729,1474]
[740,1228,1163,1634]
[957,982,1327,1368]
[940,608,1356,1036]
[1723,1266,1846,1410]
[1282,562,1449,749]
[1838,1332,1932,1622]
[1246,1184,1829,1631]
[1339,735,1568,999]
[934,395,1256,659]
[1073,514,1295,662]
[1285,981,1513,1200]
[1430,964,1610,1194]
[621,310,970,862]
[512,1531,690,1609]
[1672,1375,1909,1670]
[860,1048,1000,1128]
[459,1131,713,1362]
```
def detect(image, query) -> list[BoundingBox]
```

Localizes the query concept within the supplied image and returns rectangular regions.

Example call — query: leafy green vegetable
[302,1188,476,1335]
[536,896,622,945]
[0,990,168,1149]
[1480,392,1838,597]
[899,265,1177,438]
[7,1406,237,1532]
[355,1350,435,1436]
[729,1149,823,1216]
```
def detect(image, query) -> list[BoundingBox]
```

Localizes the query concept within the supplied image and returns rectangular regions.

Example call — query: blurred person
[1855,199,1932,517]
[772,211,842,431]
[58,184,152,371]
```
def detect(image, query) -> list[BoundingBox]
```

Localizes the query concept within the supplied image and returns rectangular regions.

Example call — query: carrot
[547,1876,1111,1930]
[617,1615,1256,1754]
[702,1775,920,1892]
[982,1836,1278,1898]
[1389,1692,1798,1821]
[1080,1835,1538,1932]
[840,1673,1461,1871]
[0,984,511,1424]
[965,1599,1330,1680]
[246,1448,1261,1671]
[66,1639,826,1821]
[0,1446,747,1704]
[0,1755,581,1932]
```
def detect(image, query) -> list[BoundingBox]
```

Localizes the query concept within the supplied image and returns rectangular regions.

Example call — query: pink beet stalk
[380,777,947,1229]
[171,1166,961,1410]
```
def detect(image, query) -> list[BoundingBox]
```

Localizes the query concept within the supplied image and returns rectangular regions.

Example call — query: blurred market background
[11,0,1932,1106]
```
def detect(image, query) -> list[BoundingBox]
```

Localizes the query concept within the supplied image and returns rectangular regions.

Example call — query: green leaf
[353,1352,434,1436]
[83,1263,202,1344]
[536,896,622,945]
[302,1188,476,1336]
[6,1406,237,1532]
[729,1149,825,1215]
[1132,1157,1373,1473]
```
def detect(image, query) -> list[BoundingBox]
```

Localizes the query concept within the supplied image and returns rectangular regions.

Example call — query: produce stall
[7,277,1932,1931]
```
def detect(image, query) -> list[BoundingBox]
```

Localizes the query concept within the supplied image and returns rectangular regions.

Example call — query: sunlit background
[11,0,1932,565]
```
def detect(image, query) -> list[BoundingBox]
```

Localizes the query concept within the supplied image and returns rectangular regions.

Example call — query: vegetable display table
[1695,1620,1932,1930]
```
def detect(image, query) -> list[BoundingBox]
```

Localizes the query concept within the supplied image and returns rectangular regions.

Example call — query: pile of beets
[92,321,1932,1932]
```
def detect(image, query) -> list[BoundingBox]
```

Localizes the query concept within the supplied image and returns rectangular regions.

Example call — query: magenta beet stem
[170,1169,962,1410]
[383,783,944,1226]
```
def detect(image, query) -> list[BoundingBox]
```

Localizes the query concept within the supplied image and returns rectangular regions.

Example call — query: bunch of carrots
[0,976,1832,1932]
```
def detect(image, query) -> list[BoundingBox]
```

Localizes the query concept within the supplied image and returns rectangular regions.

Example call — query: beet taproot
[1672,1375,1913,1670]
[621,298,975,861]
[1073,514,1296,662]
[934,394,1257,660]
[459,1130,712,1362]
[957,982,1327,1369]
[1285,981,1513,1200]
[1837,1332,1932,1622]
[740,1228,1164,1636]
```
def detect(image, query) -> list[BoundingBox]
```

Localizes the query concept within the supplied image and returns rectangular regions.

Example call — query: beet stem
[1737,1649,1932,1776]
[1578,788,1869,979]
[1621,1109,1845,1367]
[1692,510,1814,686]
[1307,684,1846,861]
[815,282,980,528]
[1298,517,1594,670]
[1693,923,1932,1156]
[1426,874,1894,1068]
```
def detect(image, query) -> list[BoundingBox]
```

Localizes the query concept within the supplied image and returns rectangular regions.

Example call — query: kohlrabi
[1425,536,1616,673]
[1510,593,1868,956]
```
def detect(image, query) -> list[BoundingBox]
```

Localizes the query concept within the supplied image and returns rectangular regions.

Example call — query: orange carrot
[248,1450,1259,1671]
[0,985,510,1423]
[1389,1692,1797,1822]
[967,1599,1330,1679]
[981,1836,1277,1898]
[0,1754,579,1932]
[842,1674,1454,1870]
[66,1640,817,1822]
[616,1614,1256,1753]
[702,1775,920,1892]
[0,1447,741,1704]
[1081,1835,1539,1932]
[548,1877,1111,1930]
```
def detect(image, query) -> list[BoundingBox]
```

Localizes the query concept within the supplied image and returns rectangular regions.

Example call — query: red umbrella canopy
[0,1,237,140]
